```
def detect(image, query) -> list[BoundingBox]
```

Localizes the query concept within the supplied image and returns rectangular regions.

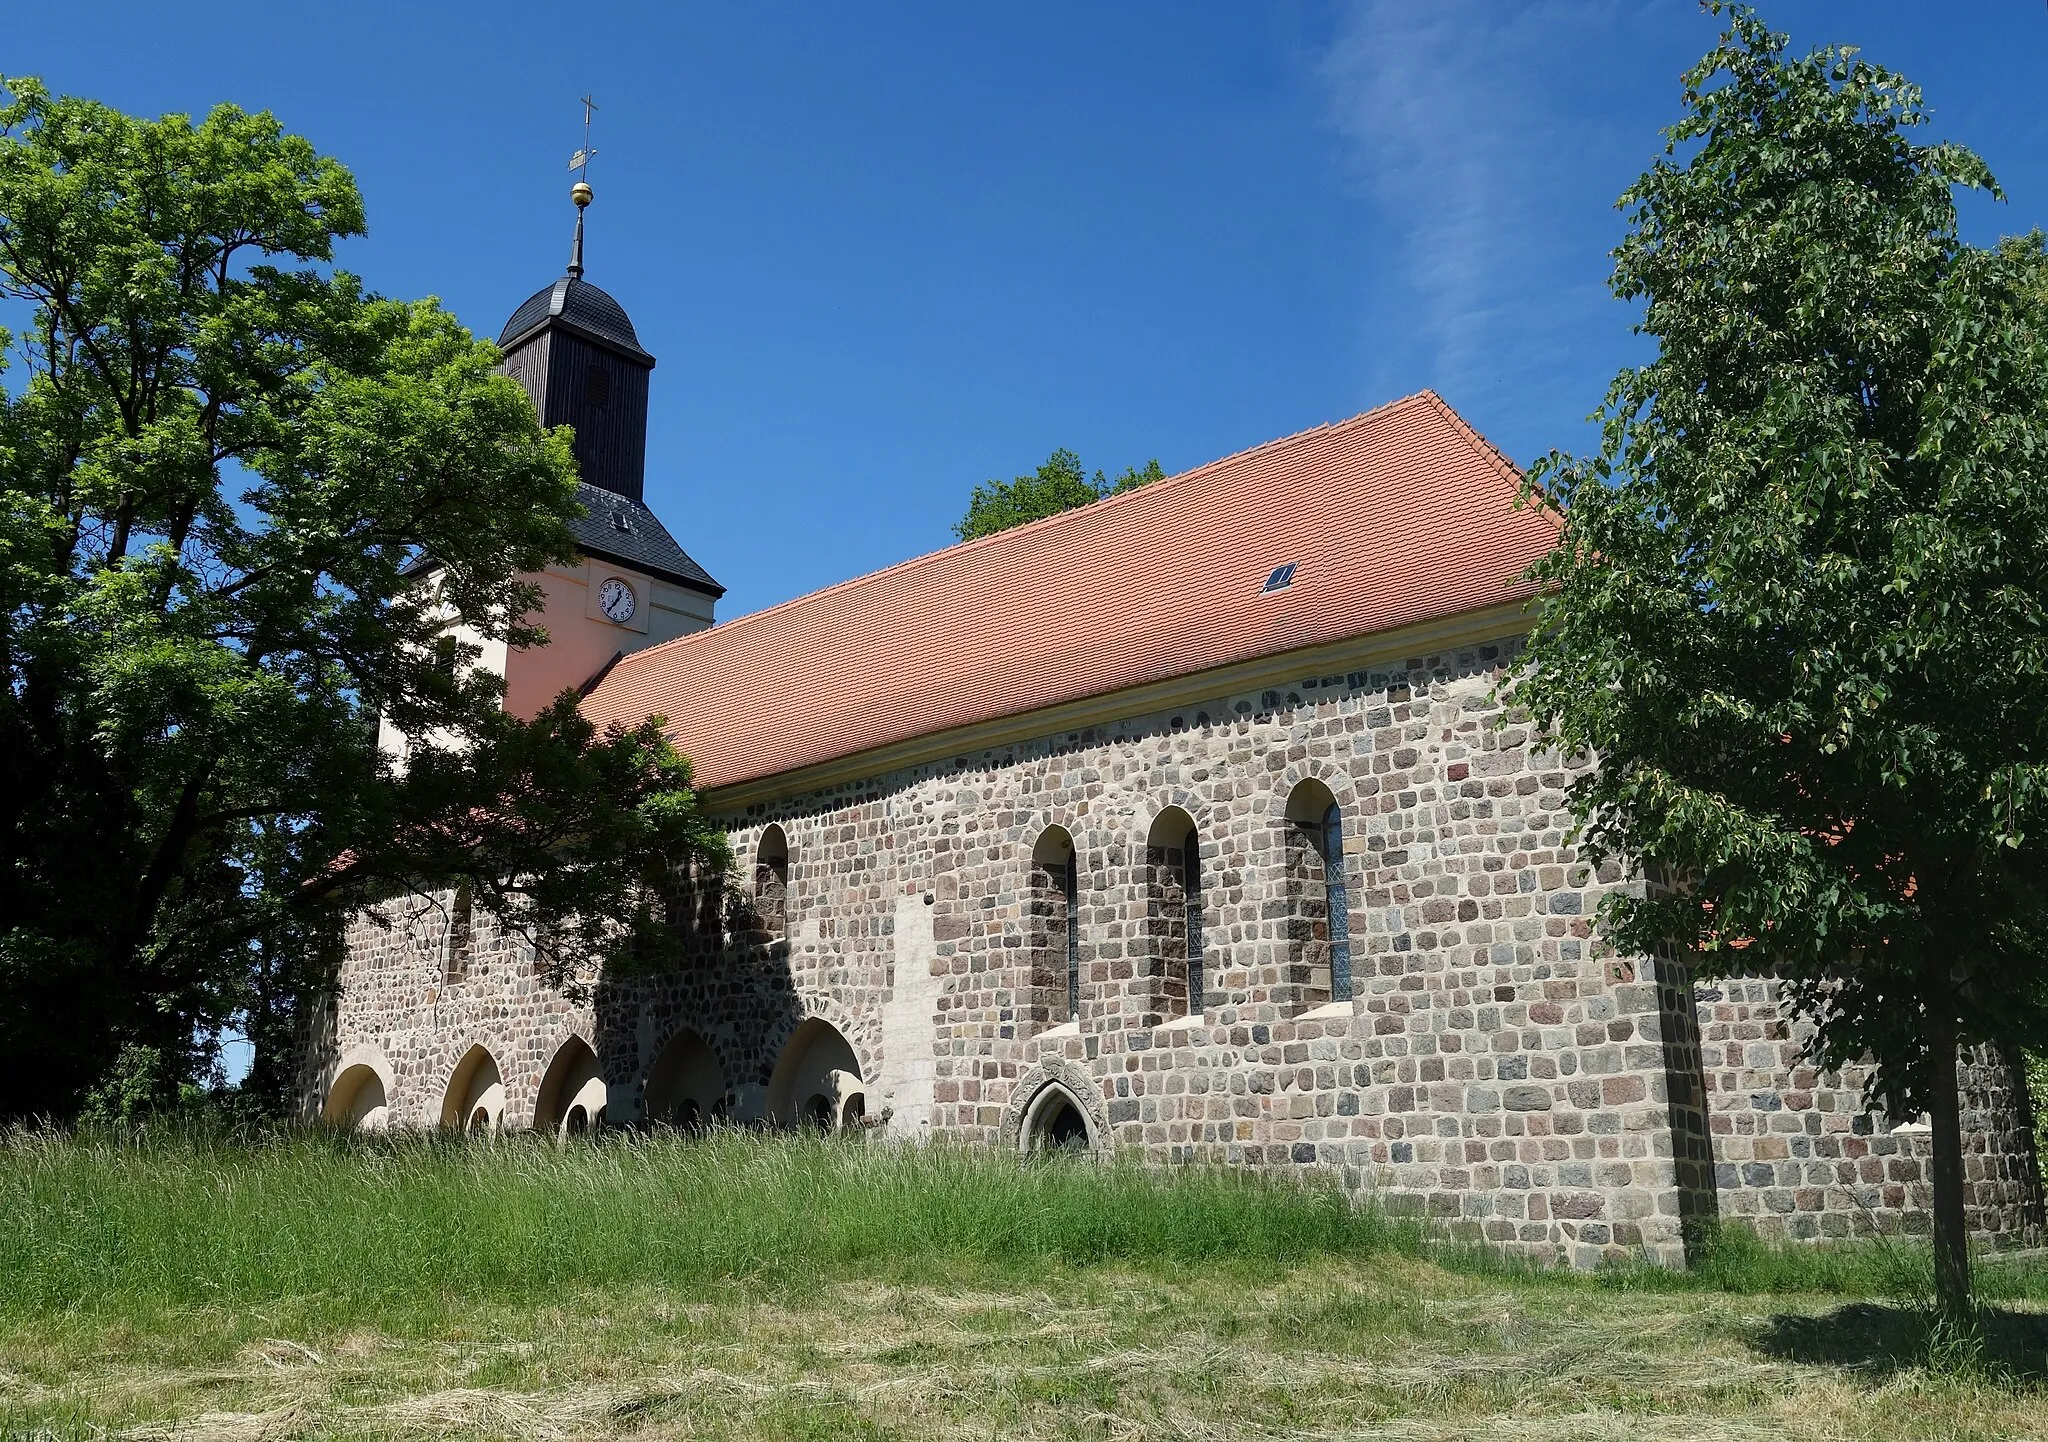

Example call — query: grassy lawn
[2,1130,2044,1440]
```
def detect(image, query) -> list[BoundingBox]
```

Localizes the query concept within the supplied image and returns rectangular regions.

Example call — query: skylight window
[1262,562,1297,594]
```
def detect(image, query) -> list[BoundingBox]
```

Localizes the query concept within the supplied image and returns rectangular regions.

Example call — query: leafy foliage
[953,448,1164,541]
[0,79,727,1121]
[1505,8,2048,1308]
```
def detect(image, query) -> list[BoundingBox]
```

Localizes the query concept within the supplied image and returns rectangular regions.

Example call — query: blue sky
[10,2,2048,619]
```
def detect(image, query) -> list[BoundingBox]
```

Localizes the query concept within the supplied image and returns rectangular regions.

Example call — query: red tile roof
[581,391,1557,793]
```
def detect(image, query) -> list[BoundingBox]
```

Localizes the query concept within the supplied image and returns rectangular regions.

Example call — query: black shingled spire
[497,179,653,503]
[494,179,722,598]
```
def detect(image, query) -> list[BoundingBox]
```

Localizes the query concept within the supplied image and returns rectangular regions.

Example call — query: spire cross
[567,96,598,279]
[574,94,599,180]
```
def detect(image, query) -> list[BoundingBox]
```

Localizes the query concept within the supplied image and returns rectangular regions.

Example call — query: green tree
[953,448,1164,541]
[0,79,728,1122]
[1507,8,2048,1318]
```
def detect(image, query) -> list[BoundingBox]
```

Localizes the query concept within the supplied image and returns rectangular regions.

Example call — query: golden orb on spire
[571,180,593,208]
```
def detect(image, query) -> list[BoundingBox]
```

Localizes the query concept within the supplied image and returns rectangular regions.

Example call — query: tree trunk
[1925,1004,1972,1321]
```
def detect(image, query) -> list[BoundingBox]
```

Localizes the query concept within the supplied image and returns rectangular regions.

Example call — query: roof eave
[576,539,725,598]
[498,315,655,367]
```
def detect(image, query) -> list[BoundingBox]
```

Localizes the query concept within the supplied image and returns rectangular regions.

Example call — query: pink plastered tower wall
[501,560,715,721]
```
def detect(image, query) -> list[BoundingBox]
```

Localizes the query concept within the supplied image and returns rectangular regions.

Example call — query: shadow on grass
[1754,1303,2048,1382]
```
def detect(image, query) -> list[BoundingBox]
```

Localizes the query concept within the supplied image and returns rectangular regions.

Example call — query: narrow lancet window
[1063,849,1081,1022]
[753,825,790,940]
[1030,826,1080,1030]
[445,882,473,982]
[1184,839,1206,1015]
[1145,807,1204,1022]
[1322,803,1352,1002]
[1284,779,1351,1009]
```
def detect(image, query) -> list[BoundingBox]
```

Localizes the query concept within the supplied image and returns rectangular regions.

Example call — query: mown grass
[2,1126,2045,1441]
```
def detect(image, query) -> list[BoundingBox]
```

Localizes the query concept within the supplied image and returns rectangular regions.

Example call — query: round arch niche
[765,1018,865,1131]
[643,1027,727,1129]
[440,1044,505,1135]
[534,1036,608,1136]
[324,1063,390,1132]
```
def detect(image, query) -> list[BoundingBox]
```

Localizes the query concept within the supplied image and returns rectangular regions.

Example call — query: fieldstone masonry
[1696,978,2042,1241]
[311,631,2044,1265]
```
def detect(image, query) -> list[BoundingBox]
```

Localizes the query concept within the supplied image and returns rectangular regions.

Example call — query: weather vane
[566,95,597,278]
[569,94,598,180]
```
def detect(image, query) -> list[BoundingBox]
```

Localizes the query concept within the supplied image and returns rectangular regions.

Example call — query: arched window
[752,825,790,940]
[1028,827,1081,1028]
[1145,808,1205,1021]
[1321,803,1352,1002]
[1283,780,1353,1007]
[1024,1084,1093,1153]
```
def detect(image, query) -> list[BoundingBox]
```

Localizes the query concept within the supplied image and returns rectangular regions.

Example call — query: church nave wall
[720,632,1695,1267]
[314,625,2042,1266]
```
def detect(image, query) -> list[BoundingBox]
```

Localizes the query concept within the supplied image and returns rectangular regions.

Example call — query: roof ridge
[1415,389,1521,490]
[609,391,1441,676]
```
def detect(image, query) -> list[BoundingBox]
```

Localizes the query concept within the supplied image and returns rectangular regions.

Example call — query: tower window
[585,364,611,410]
[1064,850,1081,1022]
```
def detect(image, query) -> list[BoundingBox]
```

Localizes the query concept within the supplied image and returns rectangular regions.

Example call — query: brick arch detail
[1263,764,1363,823]
[538,1019,599,1064]
[440,1036,505,1090]
[1129,786,1222,850]
[644,1014,747,1110]
[1019,809,1084,857]
[758,988,880,1089]
[325,1042,395,1104]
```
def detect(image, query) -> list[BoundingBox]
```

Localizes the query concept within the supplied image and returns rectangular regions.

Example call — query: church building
[310,192,2043,1267]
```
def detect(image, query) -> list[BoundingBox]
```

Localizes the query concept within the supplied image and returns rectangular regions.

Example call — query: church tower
[487,176,723,719]
[498,180,654,502]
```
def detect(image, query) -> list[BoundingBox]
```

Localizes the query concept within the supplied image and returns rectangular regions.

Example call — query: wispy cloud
[1319,0,1692,459]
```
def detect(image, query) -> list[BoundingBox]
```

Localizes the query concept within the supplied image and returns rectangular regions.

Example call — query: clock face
[598,577,636,623]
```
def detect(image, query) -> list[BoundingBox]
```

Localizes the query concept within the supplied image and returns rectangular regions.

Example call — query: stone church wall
[1694,979,2042,1243]
[315,629,2044,1265]
[310,892,595,1129]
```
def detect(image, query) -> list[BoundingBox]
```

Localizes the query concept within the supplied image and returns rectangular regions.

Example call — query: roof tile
[567,483,723,596]
[581,391,1556,791]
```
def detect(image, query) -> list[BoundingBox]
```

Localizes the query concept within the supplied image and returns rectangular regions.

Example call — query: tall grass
[0,1126,1422,1317]
[3,1126,2041,1325]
